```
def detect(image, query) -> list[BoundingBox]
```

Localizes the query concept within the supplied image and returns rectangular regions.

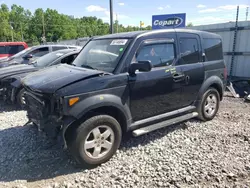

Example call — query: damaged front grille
[25,91,50,121]
[24,90,63,137]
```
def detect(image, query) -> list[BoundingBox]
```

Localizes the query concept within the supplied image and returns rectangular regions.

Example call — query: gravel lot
[0,93,250,188]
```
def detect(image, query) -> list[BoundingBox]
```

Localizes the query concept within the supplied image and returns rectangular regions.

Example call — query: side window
[29,47,49,57]
[179,38,200,64]
[8,45,20,54]
[0,46,6,54]
[135,43,175,68]
[52,46,67,51]
[204,38,223,61]
[18,45,25,52]
[60,54,77,65]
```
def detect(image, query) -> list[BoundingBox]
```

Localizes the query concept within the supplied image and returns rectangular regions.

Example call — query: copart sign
[152,13,186,30]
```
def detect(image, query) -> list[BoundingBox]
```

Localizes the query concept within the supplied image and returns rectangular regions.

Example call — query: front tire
[69,115,122,168]
[197,87,220,121]
[16,88,26,108]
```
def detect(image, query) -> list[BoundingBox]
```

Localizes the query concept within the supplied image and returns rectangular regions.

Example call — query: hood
[0,58,23,67]
[0,55,17,63]
[0,57,9,63]
[22,64,107,94]
[0,64,38,80]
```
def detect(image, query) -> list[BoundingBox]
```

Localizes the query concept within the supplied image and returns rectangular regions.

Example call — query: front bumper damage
[24,90,76,149]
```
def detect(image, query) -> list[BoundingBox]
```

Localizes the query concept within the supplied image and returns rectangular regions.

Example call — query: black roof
[95,31,147,39]
[32,44,81,48]
[95,28,221,40]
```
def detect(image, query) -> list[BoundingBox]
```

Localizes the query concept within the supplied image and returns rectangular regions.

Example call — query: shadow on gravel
[121,120,191,149]
[0,118,194,183]
[0,124,82,183]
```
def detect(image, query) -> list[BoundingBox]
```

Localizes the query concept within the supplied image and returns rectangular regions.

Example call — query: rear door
[176,32,205,107]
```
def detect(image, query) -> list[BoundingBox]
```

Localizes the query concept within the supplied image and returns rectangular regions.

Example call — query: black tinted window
[52,46,67,51]
[136,43,175,67]
[18,45,25,51]
[204,38,223,61]
[0,46,6,54]
[61,54,78,65]
[8,45,20,54]
[180,38,200,64]
[28,47,49,57]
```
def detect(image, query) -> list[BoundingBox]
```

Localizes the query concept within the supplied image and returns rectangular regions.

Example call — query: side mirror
[129,60,152,76]
[23,54,33,60]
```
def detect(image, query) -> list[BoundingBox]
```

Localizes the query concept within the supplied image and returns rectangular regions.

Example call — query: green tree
[0,3,156,44]
[9,4,32,41]
[0,4,11,41]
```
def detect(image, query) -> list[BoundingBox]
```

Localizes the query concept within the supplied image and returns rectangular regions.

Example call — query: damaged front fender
[59,116,77,149]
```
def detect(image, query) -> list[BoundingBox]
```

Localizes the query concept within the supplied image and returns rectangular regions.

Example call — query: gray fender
[196,75,224,103]
[67,94,132,123]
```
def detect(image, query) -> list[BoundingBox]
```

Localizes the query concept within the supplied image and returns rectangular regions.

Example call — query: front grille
[25,91,50,121]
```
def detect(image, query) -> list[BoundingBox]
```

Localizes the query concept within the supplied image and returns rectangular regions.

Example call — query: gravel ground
[0,93,250,188]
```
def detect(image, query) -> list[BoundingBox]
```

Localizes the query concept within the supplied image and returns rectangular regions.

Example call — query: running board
[132,112,198,137]
[227,82,240,98]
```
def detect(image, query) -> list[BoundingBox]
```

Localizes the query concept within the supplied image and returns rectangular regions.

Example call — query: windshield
[73,39,130,73]
[33,51,67,67]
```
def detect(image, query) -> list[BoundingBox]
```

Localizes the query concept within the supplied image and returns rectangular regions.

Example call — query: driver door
[129,38,183,121]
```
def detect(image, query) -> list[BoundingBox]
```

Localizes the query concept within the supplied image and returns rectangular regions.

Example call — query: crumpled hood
[22,64,106,94]
[0,64,38,80]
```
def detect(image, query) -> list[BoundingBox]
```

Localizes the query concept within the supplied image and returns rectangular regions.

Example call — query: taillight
[224,67,227,80]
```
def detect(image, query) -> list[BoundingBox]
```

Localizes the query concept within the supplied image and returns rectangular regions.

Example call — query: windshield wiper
[81,64,98,70]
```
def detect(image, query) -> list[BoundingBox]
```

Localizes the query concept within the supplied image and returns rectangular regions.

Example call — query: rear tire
[197,88,220,121]
[69,115,122,168]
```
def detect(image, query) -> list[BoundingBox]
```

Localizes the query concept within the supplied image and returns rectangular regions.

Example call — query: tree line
[0,3,152,45]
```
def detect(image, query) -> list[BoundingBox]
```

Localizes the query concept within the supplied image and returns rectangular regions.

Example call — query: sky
[1,0,250,27]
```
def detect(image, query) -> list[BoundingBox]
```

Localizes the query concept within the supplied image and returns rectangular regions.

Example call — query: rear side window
[0,46,6,54]
[135,43,175,67]
[18,45,25,51]
[52,46,67,51]
[0,45,25,54]
[204,38,223,61]
[8,45,24,54]
[179,38,200,64]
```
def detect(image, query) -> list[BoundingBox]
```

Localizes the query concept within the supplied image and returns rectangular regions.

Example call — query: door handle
[172,73,185,82]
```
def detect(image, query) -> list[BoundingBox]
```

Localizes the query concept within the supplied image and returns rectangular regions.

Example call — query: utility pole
[246,7,249,21]
[42,12,46,43]
[20,23,24,41]
[116,13,118,33]
[9,22,14,42]
[109,0,114,34]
